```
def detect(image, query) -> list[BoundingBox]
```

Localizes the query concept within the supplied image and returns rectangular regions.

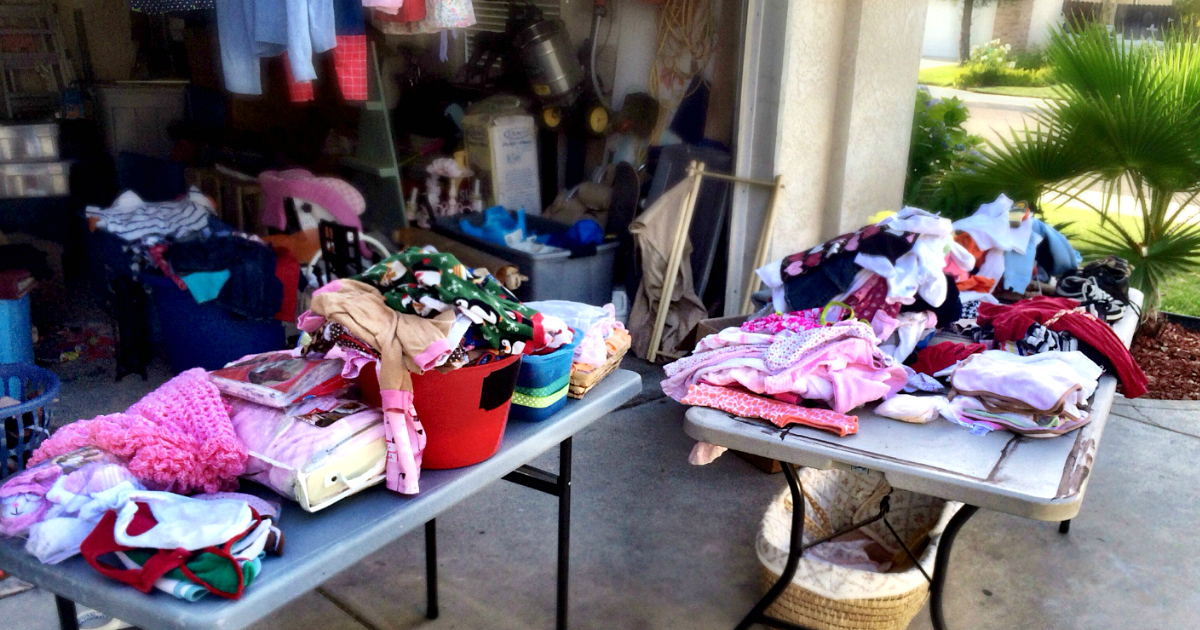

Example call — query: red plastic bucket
[411,354,522,469]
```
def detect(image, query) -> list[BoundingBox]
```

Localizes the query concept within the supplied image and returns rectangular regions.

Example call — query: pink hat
[259,169,366,231]
[30,369,247,495]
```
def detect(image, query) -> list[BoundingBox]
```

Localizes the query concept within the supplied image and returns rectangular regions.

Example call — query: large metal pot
[514,19,584,106]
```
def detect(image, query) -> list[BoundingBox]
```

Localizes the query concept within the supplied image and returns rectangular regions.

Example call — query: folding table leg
[55,595,79,630]
[733,462,805,630]
[556,437,573,630]
[929,504,980,630]
[425,519,439,620]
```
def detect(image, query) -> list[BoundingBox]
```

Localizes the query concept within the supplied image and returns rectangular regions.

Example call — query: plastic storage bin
[0,161,70,198]
[434,213,617,305]
[0,295,34,365]
[144,274,286,373]
[1,363,60,478]
[411,353,521,469]
[509,331,580,422]
[0,124,58,162]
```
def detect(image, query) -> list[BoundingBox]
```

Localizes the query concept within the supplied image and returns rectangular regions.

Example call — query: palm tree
[928,26,1200,319]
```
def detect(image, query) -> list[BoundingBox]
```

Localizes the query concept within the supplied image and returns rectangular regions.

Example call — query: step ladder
[0,1,75,119]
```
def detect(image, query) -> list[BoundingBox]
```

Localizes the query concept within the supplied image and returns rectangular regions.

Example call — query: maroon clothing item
[976,296,1148,398]
[911,342,987,376]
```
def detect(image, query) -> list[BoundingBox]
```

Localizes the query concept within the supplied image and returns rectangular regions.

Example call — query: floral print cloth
[740,309,823,334]
[681,384,858,437]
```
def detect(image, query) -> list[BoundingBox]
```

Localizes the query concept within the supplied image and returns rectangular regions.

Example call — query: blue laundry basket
[1,363,59,478]
[144,274,286,373]
[509,331,580,422]
[0,294,35,365]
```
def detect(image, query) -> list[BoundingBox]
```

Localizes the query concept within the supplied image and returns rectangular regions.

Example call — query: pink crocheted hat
[30,369,247,495]
[259,169,366,231]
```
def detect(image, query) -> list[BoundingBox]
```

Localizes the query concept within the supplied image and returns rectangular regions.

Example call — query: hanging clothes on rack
[286,0,368,102]
[215,0,336,96]
[371,0,475,35]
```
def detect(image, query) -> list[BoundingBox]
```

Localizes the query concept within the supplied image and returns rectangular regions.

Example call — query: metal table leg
[733,463,806,630]
[929,504,979,630]
[556,437,573,630]
[425,519,439,619]
[55,595,78,630]
[501,437,574,630]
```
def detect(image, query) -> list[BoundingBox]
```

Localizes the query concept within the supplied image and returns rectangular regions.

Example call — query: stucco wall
[826,0,929,236]
[769,0,850,260]
[768,0,928,262]
[922,0,999,60]
[1028,0,1066,49]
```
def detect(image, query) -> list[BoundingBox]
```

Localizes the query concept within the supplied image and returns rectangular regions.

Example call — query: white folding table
[0,370,642,630]
[684,296,1141,630]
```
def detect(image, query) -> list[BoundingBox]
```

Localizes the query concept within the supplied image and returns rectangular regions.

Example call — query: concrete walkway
[2,357,1198,629]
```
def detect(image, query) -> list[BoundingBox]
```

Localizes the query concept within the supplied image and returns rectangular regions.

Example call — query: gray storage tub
[434,213,617,305]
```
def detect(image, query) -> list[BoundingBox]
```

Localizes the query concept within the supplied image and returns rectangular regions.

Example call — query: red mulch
[1130,321,1200,400]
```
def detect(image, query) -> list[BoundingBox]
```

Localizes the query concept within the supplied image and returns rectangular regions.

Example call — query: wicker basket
[757,468,960,630]
[567,329,631,399]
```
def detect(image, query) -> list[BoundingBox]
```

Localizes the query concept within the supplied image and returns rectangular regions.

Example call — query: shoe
[1057,276,1124,322]
[1080,256,1131,305]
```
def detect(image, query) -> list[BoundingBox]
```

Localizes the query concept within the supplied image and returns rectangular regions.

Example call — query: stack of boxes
[0,123,68,199]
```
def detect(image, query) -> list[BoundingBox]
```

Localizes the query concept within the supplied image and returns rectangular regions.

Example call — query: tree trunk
[959,0,975,65]
[1100,0,1118,28]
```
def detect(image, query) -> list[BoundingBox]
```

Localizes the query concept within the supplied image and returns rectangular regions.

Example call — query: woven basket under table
[757,468,961,630]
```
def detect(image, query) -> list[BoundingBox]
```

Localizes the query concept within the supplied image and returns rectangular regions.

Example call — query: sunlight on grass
[918,65,961,87]
[970,85,1059,99]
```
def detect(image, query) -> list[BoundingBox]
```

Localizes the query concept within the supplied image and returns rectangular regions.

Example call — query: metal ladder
[0,1,75,119]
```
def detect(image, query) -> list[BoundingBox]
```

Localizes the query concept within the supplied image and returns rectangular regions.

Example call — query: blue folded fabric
[181,270,231,304]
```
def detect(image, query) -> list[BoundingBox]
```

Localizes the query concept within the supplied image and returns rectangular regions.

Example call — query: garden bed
[1130,316,1200,400]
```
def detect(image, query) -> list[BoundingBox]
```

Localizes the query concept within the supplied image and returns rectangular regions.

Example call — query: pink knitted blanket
[31,369,246,494]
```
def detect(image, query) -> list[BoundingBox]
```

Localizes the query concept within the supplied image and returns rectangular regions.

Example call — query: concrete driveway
[923,85,1043,146]
[2,357,1198,630]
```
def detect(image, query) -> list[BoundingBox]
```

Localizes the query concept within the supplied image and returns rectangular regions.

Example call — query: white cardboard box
[463,113,542,215]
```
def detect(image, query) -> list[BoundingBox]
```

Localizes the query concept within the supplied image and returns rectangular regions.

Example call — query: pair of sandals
[1057,256,1131,323]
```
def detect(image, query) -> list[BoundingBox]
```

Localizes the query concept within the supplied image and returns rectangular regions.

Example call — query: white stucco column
[725,0,929,314]
[771,0,929,259]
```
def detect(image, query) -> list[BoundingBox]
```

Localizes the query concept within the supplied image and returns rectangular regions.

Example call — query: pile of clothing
[216,0,475,102]
[663,315,905,437]
[88,188,298,322]
[2,242,620,604]
[941,350,1103,436]
[0,370,281,602]
[672,196,1148,450]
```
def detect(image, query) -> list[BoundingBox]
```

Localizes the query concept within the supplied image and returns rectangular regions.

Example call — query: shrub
[904,89,983,206]
[932,26,1200,319]
[954,39,1053,88]
[954,65,1052,88]
[1011,48,1047,70]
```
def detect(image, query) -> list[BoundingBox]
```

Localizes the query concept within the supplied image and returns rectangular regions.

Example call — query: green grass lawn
[918,66,1058,100]
[970,85,1059,99]
[1040,204,1200,316]
[918,65,960,87]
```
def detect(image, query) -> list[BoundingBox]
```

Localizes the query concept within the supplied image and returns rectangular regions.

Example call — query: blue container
[0,295,34,365]
[1,363,59,478]
[144,274,286,373]
[509,330,580,421]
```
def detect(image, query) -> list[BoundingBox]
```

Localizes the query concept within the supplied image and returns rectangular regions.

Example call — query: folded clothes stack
[670,194,1148,461]
[942,350,1103,437]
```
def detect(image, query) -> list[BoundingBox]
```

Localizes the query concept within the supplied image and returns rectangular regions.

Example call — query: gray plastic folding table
[0,370,642,630]
[684,297,1141,630]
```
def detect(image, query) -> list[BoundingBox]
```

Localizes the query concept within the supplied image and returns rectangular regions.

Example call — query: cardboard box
[463,113,542,215]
